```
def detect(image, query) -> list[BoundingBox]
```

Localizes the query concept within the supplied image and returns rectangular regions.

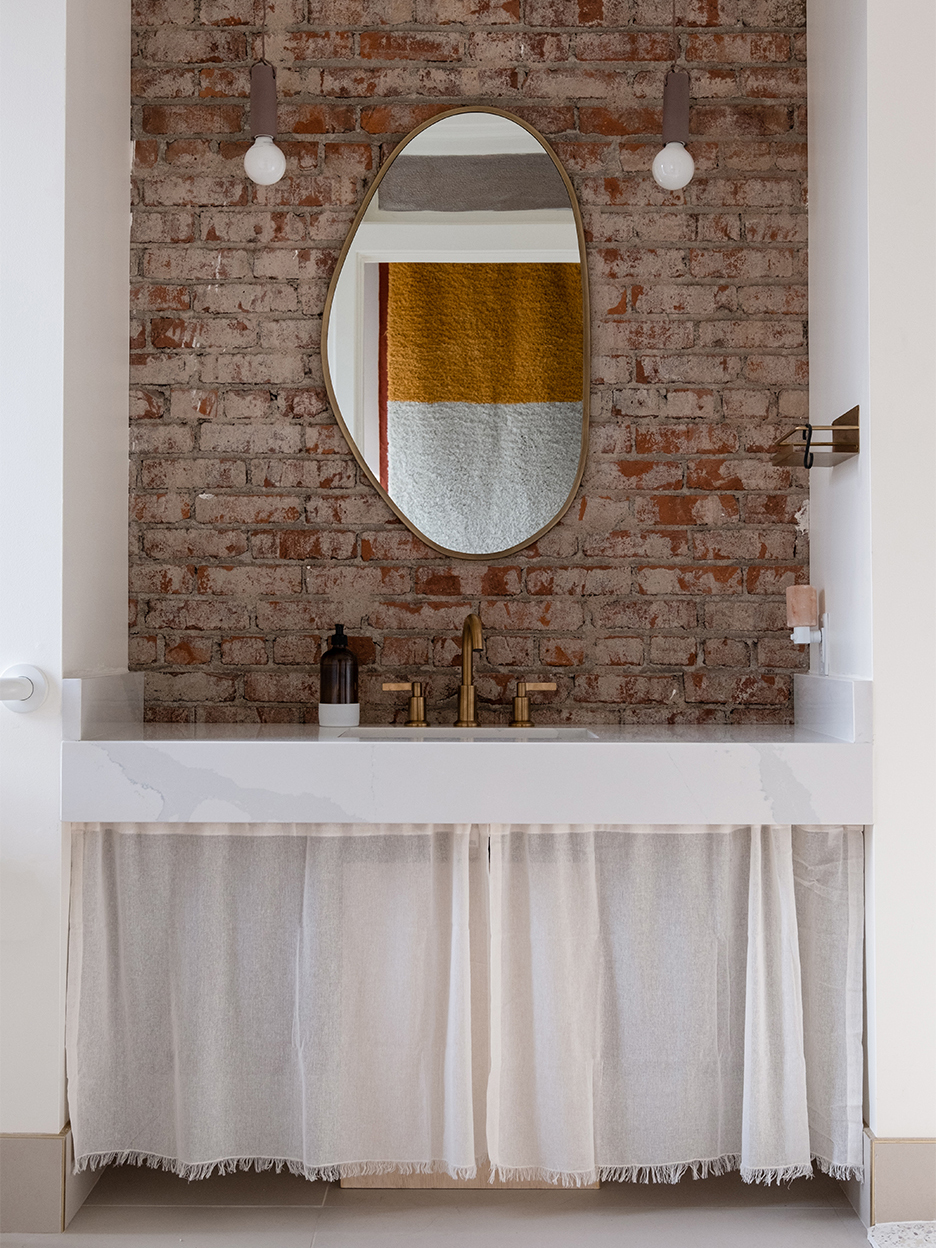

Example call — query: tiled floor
[1,1165,870,1247]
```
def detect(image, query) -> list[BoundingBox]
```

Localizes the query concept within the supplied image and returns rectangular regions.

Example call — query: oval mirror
[322,107,589,560]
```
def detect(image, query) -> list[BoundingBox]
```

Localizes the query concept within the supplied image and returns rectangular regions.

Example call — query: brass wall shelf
[772,406,860,468]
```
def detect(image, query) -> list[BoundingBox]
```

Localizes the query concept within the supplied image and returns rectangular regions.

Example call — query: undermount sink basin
[339,726,598,742]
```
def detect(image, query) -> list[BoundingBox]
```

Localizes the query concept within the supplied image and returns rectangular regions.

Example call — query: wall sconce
[786,587,828,675]
[771,407,860,469]
[652,2,693,192]
[652,68,694,191]
[244,62,286,186]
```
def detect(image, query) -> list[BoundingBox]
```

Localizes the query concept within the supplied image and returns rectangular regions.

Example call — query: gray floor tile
[86,1162,331,1206]
[310,1202,869,1248]
[2,1203,319,1247]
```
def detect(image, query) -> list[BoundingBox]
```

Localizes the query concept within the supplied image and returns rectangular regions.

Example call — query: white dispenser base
[318,703,360,727]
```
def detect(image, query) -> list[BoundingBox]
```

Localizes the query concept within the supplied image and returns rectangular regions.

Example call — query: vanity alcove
[58,106,872,1198]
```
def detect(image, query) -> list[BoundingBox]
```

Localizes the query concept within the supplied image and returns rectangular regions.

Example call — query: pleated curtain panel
[66,823,864,1186]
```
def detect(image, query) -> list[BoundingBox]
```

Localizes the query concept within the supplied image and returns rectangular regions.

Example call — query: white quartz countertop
[62,721,872,825]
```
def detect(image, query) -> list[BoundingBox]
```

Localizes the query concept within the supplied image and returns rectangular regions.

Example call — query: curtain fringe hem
[73,1150,863,1187]
[72,1151,480,1183]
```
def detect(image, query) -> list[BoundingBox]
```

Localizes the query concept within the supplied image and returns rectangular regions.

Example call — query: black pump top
[329,624,348,648]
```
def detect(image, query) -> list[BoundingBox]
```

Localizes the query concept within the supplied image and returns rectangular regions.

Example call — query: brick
[634,424,739,455]
[632,494,740,526]
[684,672,789,705]
[685,33,790,62]
[133,0,194,23]
[142,458,246,489]
[592,598,698,630]
[272,530,357,560]
[582,529,689,558]
[757,636,809,669]
[279,30,354,60]
[130,564,196,594]
[194,494,306,524]
[649,636,697,666]
[575,31,670,60]
[360,31,462,60]
[164,636,214,665]
[272,636,323,665]
[594,636,643,666]
[381,636,431,666]
[131,284,191,311]
[305,565,411,596]
[196,565,303,596]
[573,675,677,704]
[745,565,802,594]
[151,317,256,349]
[703,599,786,632]
[143,176,249,207]
[415,0,521,22]
[192,283,298,314]
[198,67,250,96]
[256,600,362,631]
[142,105,244,136]
[309,0,414,20]
[132,210,196,244]
[480,599,585,631]
[704,638,750,667]
[146,672,238,702]
[686,458,792,492]
[129,635,159,665]
[692,528,796,561]
[634,565,742,595]
[143,529,248,559]
[132,68,198,98]
[198,424,303,455]
[540,639,586,667]
[737,285,808,315]
[200,353,306,385]
[220,636,269,664]
[140,28,247,63]
[360,530,436,561]
[131,424,195,454]
[370,601,474,631]
[468,32,568,64]
[245,672,318,702]
[742,67,807,98]
[587,460,685,491]
[131,491,192,523]
[144,598,250,630]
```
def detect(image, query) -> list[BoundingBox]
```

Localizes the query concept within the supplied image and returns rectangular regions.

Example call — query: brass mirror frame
[320,105,591,561]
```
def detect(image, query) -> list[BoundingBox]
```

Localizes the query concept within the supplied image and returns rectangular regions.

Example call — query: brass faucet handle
[382,681,428,728]
[510,679,557,728]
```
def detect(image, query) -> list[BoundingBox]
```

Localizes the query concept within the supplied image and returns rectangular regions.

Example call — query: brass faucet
[455,613,484,727]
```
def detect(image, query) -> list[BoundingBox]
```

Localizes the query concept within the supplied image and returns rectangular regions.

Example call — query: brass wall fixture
[510,679,557,728]
[771,406,860,468]
[455,613,484,727]
[382,681,428,728]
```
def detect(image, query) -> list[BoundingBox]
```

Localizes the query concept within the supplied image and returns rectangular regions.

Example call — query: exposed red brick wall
[130,0,809,726]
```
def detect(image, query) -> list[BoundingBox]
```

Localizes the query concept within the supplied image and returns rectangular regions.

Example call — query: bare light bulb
[652,141,695,191]
[244,135,286,185]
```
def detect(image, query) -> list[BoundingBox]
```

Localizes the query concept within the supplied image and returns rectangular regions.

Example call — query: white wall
[806,0,873,681]
[864,0,936,1138]
[809,0,936,1140]
[0,0,130,1133]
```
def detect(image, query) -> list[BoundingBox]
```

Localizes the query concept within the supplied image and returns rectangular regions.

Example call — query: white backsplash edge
[62,673,144,741]
[794,674,873,743]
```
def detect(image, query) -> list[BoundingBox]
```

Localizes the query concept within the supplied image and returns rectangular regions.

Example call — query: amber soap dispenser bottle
[318,624,360,727]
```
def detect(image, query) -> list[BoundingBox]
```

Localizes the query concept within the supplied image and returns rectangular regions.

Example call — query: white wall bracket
[1,665,49,712]
[790,614,829,675]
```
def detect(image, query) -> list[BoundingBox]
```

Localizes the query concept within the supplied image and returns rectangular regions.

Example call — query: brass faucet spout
[461,613,483,687]
[456,613,484,727]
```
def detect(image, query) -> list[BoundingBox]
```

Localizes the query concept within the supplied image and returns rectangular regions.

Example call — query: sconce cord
[260,0,268,65]
[671,0,678,69]
[802,423,814,470]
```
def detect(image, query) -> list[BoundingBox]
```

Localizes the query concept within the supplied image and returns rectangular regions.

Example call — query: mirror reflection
[325,110,587,558]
